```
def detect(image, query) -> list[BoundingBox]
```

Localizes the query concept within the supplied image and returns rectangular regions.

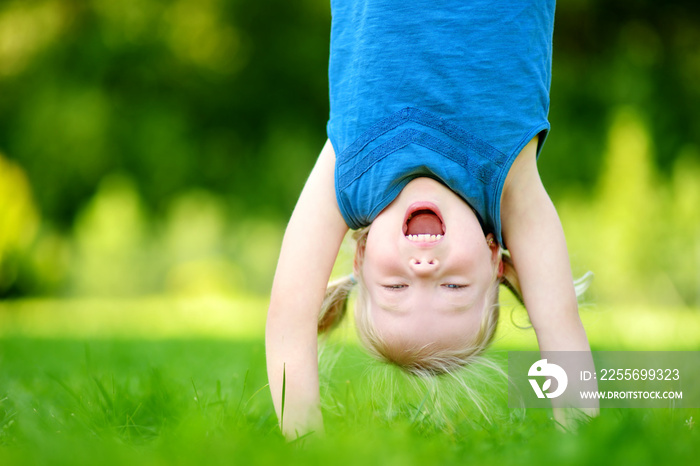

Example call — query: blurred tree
[0,0,699,299]
[1,0,699,224]
[542,0,700,197]
[0,0,331,228]
[0,152,39,294]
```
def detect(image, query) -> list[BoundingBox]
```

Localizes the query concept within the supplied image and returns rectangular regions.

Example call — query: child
[266,0,596,438]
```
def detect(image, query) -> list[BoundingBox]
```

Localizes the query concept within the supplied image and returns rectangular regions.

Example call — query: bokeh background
[1,0,699,322]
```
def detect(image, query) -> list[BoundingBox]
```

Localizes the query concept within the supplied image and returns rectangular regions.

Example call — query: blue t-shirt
[327,0,555,246]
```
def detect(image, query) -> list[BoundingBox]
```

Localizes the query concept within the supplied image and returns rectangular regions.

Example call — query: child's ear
[486,233,502,272]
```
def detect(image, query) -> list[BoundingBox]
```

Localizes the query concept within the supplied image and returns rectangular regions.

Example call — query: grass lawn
[0,297,698,465]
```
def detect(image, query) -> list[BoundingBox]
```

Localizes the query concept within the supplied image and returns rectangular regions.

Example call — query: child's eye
[443,284,467,289]
[382,284,407,290]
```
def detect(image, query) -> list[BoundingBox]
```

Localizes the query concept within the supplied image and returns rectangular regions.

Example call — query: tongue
[406,212,442,236]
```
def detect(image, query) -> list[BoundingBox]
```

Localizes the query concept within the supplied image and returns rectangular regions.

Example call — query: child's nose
[409,257,439,275]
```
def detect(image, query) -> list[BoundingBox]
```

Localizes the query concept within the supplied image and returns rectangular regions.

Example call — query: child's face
[357,177,500,352]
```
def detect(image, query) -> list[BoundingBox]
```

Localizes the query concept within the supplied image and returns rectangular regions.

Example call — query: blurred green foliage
[0,152,39,292]
[0,0,699,303]
[0,0,330,223]
[560,108,700,307]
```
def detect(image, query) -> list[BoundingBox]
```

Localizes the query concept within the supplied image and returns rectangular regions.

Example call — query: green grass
[0,299,699,464]
[0,337,698,465]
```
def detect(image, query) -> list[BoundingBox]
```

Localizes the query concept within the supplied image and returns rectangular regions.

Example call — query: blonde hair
[318,228,532,376]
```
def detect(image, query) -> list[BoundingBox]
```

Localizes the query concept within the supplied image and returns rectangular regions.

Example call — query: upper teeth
[406,234,443,242]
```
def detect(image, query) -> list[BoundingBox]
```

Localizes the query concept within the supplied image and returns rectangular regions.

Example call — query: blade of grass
[233,369,249,424]
[280,363,286,434]
[92,375,115,415]
[191,379,202,411]
[411,390,431,426]
[289,429,315,447]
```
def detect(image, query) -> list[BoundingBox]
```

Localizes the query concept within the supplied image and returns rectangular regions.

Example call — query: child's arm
[501,137,599,424]
[501,139,589,351]
[266,140,349,439]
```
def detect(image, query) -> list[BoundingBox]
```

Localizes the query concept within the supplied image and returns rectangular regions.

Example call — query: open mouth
[403,203,445,243]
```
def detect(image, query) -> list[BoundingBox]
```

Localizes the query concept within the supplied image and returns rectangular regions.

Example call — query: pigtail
[318,275,356,334]
[573,271,594,299]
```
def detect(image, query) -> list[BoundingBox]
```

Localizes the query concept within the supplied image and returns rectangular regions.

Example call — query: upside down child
[266,0,598,438]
